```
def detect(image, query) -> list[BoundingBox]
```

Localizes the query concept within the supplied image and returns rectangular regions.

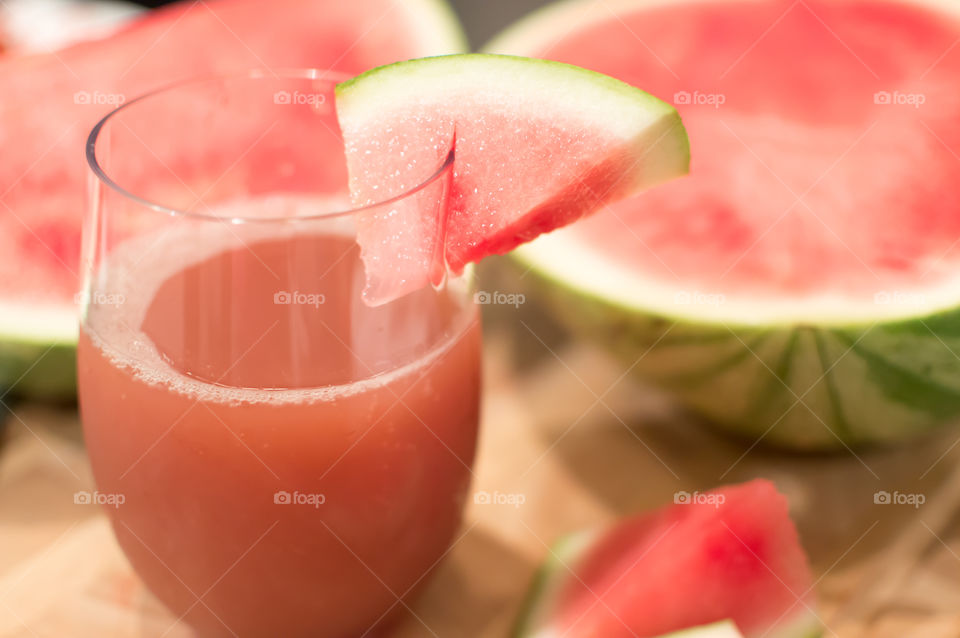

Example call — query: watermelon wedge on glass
[334,54,689,305]
[515,480,820,638]
[0,0,465,399]
[487,0,960,449]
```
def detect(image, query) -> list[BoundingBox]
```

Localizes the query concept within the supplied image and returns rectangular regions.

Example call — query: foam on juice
[82,194,474,406]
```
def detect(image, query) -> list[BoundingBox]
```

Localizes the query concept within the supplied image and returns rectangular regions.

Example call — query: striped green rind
[513,531,595,638]
[512,253,960,450]
[0,339,76,401]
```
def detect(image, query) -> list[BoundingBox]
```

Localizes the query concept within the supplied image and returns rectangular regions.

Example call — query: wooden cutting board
[2,323,959,637]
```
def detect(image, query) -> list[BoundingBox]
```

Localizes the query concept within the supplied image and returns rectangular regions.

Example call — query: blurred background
[0,0,552,57]
[125,0,547,47]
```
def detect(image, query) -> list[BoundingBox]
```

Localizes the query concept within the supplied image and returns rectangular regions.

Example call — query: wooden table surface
[2,311,960,638]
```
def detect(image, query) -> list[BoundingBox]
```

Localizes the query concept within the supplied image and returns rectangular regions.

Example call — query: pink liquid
[78,207,481,638]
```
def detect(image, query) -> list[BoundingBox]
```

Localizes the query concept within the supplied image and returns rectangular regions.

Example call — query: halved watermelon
[0,0,141,55]
[488,0,960,449]
[0,0,466,399]
[515,480,820,638]
[334,54,689,305]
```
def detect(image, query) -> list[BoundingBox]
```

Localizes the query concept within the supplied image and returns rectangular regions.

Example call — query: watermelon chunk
[516,480,820,638]
[335,54,689,305]
[0,0,466,398]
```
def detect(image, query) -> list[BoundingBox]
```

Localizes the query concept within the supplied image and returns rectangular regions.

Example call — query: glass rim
[85,67,456,224]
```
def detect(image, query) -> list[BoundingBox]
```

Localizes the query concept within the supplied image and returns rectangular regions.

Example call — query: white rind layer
[403,0,469,55]
[514,230,960,326]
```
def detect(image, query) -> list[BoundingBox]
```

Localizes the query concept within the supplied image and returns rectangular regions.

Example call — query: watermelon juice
[79,72,477,637]
[78,204,481,637]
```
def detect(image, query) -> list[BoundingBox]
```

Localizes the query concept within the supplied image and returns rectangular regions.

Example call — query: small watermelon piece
[0,0,466,399]
[334,54,689,305]
[516,480,820,638]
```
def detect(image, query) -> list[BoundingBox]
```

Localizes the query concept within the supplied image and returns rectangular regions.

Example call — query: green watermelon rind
[336,53,679,119]
[512,530,596,638]
[485,0,960,450]
[0,0,468,402]
[513,531,823,638]
[508,253,960,449]
[0,302,78,400]
[0,338,76,401]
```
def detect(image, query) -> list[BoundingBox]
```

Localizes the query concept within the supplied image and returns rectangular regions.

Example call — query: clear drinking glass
[78,70,481,638]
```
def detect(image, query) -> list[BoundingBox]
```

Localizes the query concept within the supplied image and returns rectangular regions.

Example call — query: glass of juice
[78,70,481,638]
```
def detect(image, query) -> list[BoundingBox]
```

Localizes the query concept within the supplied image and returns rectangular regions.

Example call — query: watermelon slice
[515,480,820,638]
[0,0,465,399]
[334,54,689,304]
[487,0,960,449]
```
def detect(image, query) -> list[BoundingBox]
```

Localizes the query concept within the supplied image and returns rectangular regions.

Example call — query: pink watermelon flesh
[0,0,456,319]
[530,480,816,638]
[345,112,640,303]
[515,0,960,301]
[338,57,683,305]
